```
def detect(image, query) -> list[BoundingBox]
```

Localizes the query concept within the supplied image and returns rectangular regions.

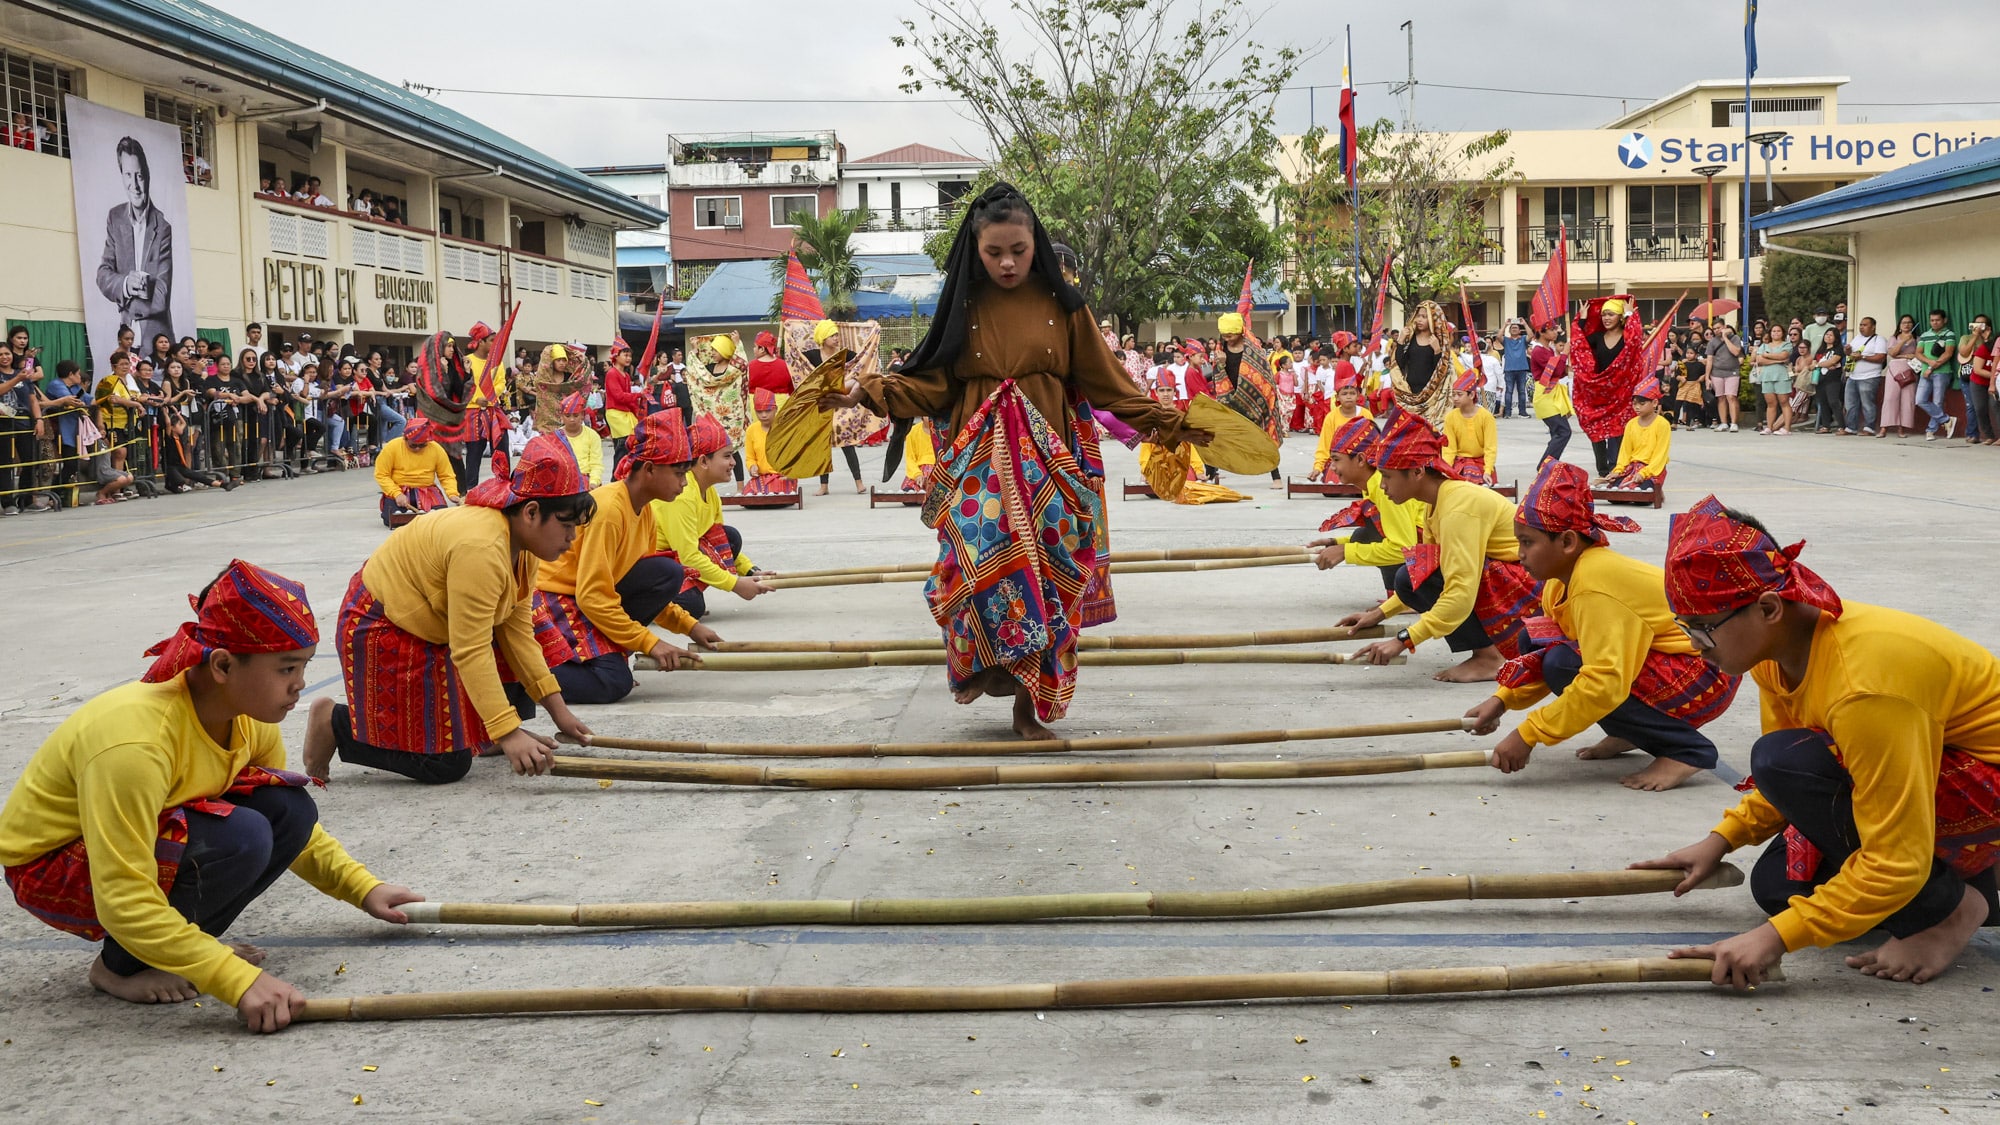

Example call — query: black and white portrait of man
[94,135,175,346]
[65,95,196,367]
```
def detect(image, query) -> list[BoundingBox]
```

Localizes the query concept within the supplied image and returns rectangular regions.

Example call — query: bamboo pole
[763,555,1309,590]
[775,546,1313,581]
[399,864,1744,928]
[702,625,1387,654]
[296,958,1772,1023]
[548,749,1491,790]
[559,716,1473,758]
[667,649,1402,673]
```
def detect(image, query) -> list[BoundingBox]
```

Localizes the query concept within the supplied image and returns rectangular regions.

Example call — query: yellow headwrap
[813,319,840,346]
[1601,299,1628,317]
[1216,312,1245,336]
[710,334,736,361]
[547,344,569,362]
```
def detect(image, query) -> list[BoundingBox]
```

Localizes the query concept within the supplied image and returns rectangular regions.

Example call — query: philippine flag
[1338,30,1357,185]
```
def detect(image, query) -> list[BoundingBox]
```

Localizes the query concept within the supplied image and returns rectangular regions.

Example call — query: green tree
[769,208,871,319]
[1761,235,1850,327]
[1340,119,1515,312]
[896,0,1295,330]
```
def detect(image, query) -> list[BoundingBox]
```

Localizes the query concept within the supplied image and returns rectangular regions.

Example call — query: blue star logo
[1617,131,1654,169]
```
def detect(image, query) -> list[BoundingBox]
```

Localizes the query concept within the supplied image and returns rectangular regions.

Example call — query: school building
[1278,77,2000,336]
[0,0,666,368]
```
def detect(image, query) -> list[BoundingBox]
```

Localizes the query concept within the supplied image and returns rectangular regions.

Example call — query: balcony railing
[1524,221,1613,264]
[1477,226,1505,265]
[858,205,951,233]
[1626,223,1725,262]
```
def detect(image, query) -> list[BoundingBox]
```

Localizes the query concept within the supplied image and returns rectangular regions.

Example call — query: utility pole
[1388,21,1416,130]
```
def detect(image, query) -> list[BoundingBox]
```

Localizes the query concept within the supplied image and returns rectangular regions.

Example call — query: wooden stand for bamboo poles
[549,749,1490,790]
[700,625,1387,654]
[296,958,1771,1023]
[400,864,1744,929]
[559,716,1472,759]
[652,649,1403,673]
[776,546,1313,581]
[764,554,1308,590]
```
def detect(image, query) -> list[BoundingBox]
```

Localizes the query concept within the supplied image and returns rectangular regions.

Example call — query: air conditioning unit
[722,215,742,229]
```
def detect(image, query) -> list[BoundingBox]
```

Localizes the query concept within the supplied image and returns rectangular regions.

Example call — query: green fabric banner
[197,327,233,357]
[4,319,89,375]
[1897,275,2000,387]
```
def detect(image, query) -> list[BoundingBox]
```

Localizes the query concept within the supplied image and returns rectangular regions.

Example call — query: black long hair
[900,182,1085,377]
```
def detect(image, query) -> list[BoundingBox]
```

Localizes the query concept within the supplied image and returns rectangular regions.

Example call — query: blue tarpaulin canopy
[676,256,944,326]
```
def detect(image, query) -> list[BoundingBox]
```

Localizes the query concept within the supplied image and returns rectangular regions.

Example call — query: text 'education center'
[1278,78,2000,333]
[0,0,669,367]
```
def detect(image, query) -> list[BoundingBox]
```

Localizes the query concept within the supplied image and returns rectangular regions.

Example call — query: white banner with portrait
[64,95,197,367]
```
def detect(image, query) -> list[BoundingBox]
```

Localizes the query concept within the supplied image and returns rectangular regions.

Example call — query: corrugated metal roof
[676,257,944,326]
[1752,137,2000,232]
[57,0,668,228]
[847,143,985,166]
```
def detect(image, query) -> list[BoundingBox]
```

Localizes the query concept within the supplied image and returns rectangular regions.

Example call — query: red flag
[481,302,521,479]
[1365,251,1395,353]
[634,301,666,385]
[1236,260,1256,322]
[1639,291,1691,377]
[1529,221,1569,332]
[781,251,825,322]
[1458,283,1481,366]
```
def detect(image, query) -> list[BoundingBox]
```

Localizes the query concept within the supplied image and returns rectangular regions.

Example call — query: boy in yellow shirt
[896,417,939,492]
[1465,460,1741,791]
[1442,369,1498,484]
[1341,409,1540,683]
[1309,370,1374,480]
[1600,374,1670,492]
[558,392,604,487]
[740,388,797,496]
[1308,416,1424,597]
[533,410,718,704]
[0,561,419,1031]
[1634,496,2000,989]
[652,414,778,619]
[372,417,460,526]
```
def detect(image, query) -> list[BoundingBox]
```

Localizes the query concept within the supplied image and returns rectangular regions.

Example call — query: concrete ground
[1,420,1997,1124]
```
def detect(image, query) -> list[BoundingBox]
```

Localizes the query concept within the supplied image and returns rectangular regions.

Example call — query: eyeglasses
[1675,603,1752,649]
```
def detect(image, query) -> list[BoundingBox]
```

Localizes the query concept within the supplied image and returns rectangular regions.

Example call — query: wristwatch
[1395,628,1415,652]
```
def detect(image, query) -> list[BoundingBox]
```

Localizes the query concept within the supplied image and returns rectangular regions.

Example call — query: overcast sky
[207,0,1999,167]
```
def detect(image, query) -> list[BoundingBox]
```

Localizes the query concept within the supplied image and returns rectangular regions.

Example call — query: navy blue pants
[1390,564,1492,653]
[1746,729,1999,936]
[672,526,744,620]
[1536,643,1718,769]
[1539,414,1572,467]
[1347,524,1402,592]
[552,555,690,705]
[101,785,318,976]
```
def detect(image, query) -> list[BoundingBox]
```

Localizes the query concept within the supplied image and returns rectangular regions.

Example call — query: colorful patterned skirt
[921,382,1101,721]
[1752,737,2000,883]
[655,524,737,595]
[1498,619,1741,731]
[380,485,449,522]
[1602,463,1664,492]
[529,589,618,667]
[741,472,798,496]
[1402,544,1541,659]
[1446,457,1492,486]
[336,572,495,755]
[4,766,313,940]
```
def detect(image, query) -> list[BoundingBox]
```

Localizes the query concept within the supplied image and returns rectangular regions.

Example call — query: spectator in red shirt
[745,331,794,401]
[601,337,645,461]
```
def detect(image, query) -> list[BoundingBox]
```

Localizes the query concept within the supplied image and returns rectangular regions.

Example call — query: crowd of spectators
[253,177,409,224]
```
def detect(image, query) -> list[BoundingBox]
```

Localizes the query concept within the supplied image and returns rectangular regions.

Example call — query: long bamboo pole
[775,546,1313,581]
[665,649,1402,673]
[400,864,1743,928]
[559,716,1473,759]
[702,625,1387,654]
[548,749,1490,790]
[763,555,1308,590]
[296,958,1772,1023]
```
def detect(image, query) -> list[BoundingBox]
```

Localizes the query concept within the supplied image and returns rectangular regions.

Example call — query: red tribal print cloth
[1567,296,1650,443]
[1402,542,1541,659]
[334,572,499,756]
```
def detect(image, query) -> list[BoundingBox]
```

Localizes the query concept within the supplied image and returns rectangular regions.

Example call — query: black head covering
[900,182,1084,377]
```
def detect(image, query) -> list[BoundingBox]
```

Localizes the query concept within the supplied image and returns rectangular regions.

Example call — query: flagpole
[1346,26,1363,338]
[1742,0,1755,330]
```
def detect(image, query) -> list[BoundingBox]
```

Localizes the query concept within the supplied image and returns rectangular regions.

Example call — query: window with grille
[770,194,816,227]
[1714,96,1824,128]
[143,92,216,188]
[2,48,81,158]
[570,222,612,260]
[693,196,742,228]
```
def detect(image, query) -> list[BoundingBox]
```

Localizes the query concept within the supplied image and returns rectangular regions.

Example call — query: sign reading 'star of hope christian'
[1610,125,1999,172]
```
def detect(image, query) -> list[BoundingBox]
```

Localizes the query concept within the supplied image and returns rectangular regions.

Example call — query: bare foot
[1432,648,1504,683]
[89,955,199,1004]
[302,697,336,781]
[1012,691,1056,741]
[813,484,829,497]
[1576,735,1638,761]
[230,942,268,966]
[952,683,987,705]
[1845,885,1990,984]
[1620,756,1702,792]
[853,480,866,494]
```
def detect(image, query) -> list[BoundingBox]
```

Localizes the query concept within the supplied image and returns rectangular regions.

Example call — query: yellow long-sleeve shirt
[466,354,507,409]
[652,476,755,590]
[1610,414,1670,479]
[1443,406,1498,480]
[537,481,698,650]
[373,437,460,500]
[1340,471,1427,569]
[1376,480,1520,646]
[1712,602,2000,952]
[561,426,604,487]
[1310,405,1374,475]
[358,505,559,740]
[744,419,776,477]
[1493,547,1699,747]
[900,422,937,480]
[0,678,381,1006]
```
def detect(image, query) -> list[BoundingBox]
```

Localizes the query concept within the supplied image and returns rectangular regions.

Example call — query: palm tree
[768,207,871,320]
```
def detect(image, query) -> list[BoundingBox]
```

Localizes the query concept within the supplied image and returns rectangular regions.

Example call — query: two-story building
[838,143,984,255]
[1278,77,2000,335]
[664,132,840,299]
[0,0,667,372]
